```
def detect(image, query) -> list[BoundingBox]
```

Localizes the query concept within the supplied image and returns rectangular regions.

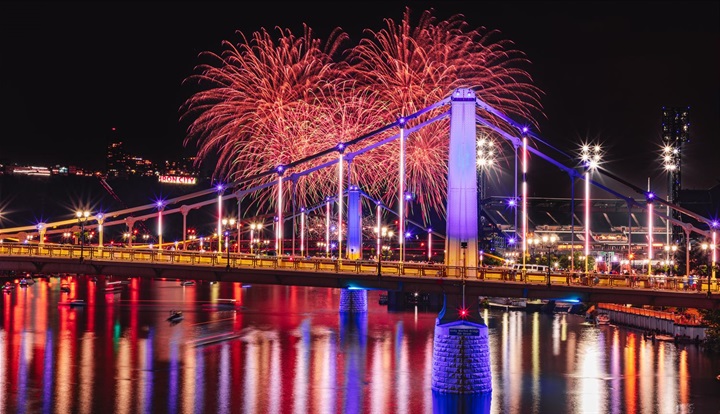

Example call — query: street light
[581,144,602,277]
[375,226,394,276]
[249,222,263,255]
[76,210,90,262]
[222,217,236,271]
[702,242,715,295]
[541,234,558,286]
[664,244,677,275]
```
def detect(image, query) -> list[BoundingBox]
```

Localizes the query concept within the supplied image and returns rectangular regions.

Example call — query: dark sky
[1,1,718,197]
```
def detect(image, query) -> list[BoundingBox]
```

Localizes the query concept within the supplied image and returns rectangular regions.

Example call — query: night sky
[1,1,718,197]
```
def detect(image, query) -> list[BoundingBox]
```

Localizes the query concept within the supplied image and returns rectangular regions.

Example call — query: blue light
[507,198,516,207]
[276,165,285,173]
[216,183,224,192]
[508,238,516,245]
[336,143,345,151]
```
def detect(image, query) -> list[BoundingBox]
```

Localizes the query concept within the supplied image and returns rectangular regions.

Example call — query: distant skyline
[1,1,718,197]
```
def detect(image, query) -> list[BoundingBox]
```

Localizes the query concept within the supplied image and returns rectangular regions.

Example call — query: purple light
[647,192,655,200]
[155,200,164,208]
[522,126,528,133]
[712,220,719,228]
[507,198,516,207]
[405,231,411,238]
[508,238,516,245]
[276,165,285,173]
[215,184,224,192]
[405,192,413,200]
[336,143,345,151]
[300,207,306,212]
[427,228,432,232]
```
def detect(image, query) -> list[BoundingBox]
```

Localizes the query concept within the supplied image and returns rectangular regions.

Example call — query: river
[1,275,719,413]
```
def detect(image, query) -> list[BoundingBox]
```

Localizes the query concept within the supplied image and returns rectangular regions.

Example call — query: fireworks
[181,8,543,224]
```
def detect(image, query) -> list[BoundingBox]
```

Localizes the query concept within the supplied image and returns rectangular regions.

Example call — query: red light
[459,308,469,319]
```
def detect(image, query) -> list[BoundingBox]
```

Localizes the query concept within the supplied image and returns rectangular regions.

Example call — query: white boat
[596,313,610,325]
[180,280,195,286]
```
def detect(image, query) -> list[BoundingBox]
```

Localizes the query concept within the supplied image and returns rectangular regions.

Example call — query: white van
[511,263,549,274]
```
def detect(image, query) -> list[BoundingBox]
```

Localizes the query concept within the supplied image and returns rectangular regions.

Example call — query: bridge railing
[0,242,717,293]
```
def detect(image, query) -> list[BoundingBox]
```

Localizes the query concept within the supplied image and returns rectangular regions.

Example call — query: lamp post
[375,226,394,276]
[581,144,602,277]
[249,223,262,255]
[222,217,236,271]
[702,242,714,295]
[76,210,90,262]
[664,244,677,276]
[542,234,558,286]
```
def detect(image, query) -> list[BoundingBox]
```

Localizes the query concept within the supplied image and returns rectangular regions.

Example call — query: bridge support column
[445,88,479,278]
[431,294,491,394]
[339,289,367,313]
[347,185,362,260]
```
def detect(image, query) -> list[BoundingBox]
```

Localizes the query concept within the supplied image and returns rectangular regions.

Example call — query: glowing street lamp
[249,222,263,255]
[580,144,602,276]
[75,210,90,262]
[702,240,715,295]
[541,234,558,286]
[222,217,236,270]
[664,244,677,275]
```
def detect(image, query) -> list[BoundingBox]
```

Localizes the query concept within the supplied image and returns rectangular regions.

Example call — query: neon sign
[158,175,197,185]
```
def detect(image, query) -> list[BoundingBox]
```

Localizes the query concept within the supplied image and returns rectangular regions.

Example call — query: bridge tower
[445,89,479,277]
[432,88,491,395]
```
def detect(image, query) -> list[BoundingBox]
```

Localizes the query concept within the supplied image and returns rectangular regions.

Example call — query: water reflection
[0,277,718,413]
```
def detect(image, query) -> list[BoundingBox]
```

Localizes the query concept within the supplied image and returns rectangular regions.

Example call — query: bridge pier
[339,288,367,313]
[431,294,492,394]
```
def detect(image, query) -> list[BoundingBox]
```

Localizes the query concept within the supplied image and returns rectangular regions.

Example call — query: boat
[167,310,184,322]
[483,297,527,311]
[105,280,127,292]
[379,294,388,305]
[180,280,195,286]
[596,313,611,325]
[201,298,240,311]
[60,284,71,293]
[59,299,86,307]
[189,331,241,347]
[19,278,35,287]
[3,282,15,292]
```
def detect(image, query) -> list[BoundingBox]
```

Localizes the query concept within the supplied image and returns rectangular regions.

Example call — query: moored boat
[167,310,184,322]
[596,313,611,325]
[180,280,195,286]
